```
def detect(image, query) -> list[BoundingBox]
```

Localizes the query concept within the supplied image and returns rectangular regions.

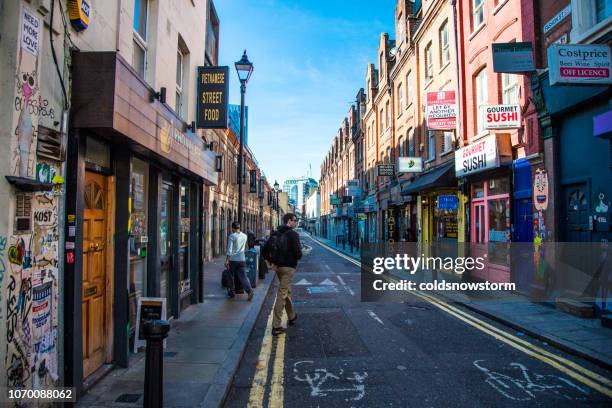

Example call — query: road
[224,233,612,407]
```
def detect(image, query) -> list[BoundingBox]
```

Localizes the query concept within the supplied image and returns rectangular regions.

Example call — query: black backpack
[262,230,289,265]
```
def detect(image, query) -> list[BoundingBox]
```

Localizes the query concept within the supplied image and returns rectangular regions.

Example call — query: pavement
[311,234,612,369]
[76,256,274,408]
[224,233,612,407]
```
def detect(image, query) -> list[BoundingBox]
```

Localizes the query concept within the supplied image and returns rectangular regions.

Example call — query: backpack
[262,230,289,265]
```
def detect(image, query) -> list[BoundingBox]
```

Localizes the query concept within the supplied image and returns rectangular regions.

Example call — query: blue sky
[216,0,396,186]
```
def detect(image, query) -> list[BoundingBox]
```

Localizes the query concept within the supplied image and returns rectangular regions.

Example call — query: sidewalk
[309,234,612,369]
[77,256,274,408]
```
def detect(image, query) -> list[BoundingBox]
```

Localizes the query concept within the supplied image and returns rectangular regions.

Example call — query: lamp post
[274,180,280,228]
[235,50,253,228]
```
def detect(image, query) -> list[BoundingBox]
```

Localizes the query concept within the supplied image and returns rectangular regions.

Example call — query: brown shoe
[272,327,287,336]
[288,314,298,326]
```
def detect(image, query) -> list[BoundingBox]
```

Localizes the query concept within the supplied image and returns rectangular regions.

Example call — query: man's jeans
[228,261,252,294]
[272,266,296,328]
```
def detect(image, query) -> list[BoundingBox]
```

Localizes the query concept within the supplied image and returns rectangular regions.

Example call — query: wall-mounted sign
[426,91,457,130]
[455,135,499,177]
[492,42,534,73]
[135,297,167,350]
[68,0,91,32]
[398,157,423,173]
[21,6,41,56]
[484,104,521,129]
[437,195,458,210]
[330,194,340,206]
[33,209,55,227]
[548,44,612,85]
[346,180,360,196]
[378,164,395,177]
[533,168,549,211]
[249,170,257,193]
[196,66,229,129]
[544,4,571,33]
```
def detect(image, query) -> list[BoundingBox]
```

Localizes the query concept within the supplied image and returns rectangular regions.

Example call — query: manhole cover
[116,393,142,403]
[164,351,177,357]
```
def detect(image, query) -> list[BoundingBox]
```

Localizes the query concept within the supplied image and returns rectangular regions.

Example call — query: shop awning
[401,161,455,196]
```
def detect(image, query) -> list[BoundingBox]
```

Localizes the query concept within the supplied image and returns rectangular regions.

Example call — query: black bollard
[143,319,170,408]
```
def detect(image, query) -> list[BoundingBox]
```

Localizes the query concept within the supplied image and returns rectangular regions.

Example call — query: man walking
[263,213,302,336]
[225,222,254,301]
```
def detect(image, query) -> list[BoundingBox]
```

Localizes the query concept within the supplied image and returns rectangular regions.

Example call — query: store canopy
[401,161,455,196]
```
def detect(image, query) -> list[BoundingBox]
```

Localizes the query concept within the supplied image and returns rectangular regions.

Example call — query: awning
[401,161,455,196]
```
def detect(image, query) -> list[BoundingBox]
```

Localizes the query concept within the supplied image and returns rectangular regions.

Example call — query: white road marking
[345,285,355,296]
[295,278,312,285]
[293,361,368,401]
[320,278,338,286]
[336,275,346,285]
[366,310,384,325]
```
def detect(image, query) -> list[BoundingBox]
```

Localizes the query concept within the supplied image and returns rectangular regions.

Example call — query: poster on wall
[426,91,457,130]
[548,44,612,85]
[135,297,167,350]
[21,6,41,56]
[533,168,549,211]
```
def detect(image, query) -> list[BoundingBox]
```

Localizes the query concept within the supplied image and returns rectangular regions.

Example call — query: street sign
[543,4,571,34]
[484,104,521,129]
[196,66,229,129]
[346,180,360,196]
[437,195,458,210]
[548,44,612,85]
[377,164,395,177]
[492,42,534,73]
[398,157,423,173]
[426,91,457,130]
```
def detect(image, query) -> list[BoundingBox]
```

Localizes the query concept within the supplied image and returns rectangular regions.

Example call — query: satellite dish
[389,47,398,58]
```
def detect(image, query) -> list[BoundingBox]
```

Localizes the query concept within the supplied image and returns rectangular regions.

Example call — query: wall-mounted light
[203,141,215,151]
[153,87,166,104]
[185,121,196,132]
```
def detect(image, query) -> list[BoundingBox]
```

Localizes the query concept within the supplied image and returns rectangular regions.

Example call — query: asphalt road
[224,233,612,407]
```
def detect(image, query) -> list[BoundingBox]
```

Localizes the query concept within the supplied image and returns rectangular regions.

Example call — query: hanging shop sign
[533,168,549,211]
[492,42,534,73]
[455,135,499,177]
[68,0,91,32]
[426,91,457,130]
[249,170,257,193]
[196,66,229,129]
[437,195,458,210]
[543,4,571,33]
[342,196,353,204]
[21,6,41,56]
[398,157,423,173]
[548,44,612,85]
[484,104,521,129]
[346,180,360,196]
[378,164,395,177]
[330,194,340,206]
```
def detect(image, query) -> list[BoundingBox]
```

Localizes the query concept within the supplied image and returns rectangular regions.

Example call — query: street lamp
[274,180,280,228]
[235,50,253,228]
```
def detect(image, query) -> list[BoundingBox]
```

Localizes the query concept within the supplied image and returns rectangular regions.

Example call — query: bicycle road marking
[308,235,612,399]
[293,361,368,401]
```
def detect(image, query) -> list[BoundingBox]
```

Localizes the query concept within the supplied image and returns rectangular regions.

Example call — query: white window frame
[133,0,149,79]
[428,131,436,160]
[442,131,454,154]
[397,13,405,46]
[502,73,519,105]
[397,83,404,114]
[176,49,185,117]
[440,21,450,66]
[398,136,404,157]
[425,43,433,81]
[571,0,612,43]
[473,0,485,29]
[475,68,488,133]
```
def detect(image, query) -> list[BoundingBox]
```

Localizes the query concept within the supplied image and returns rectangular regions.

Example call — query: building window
[596,0,612,23]
[397,83,404,113]
[380,51,384,79]
[473,0,485,28]
[502,73,519,105]
[428,131,436,160]
[408,128,415,156]
[475,68,488,133]
[397,13,405,45]
[398,136,404,157]
[385,101,390,129]
[406,71,413,107]
[176,49,184,117]
[442,131,454,153]
[380,108,384,134]
[440,21,450,66]
[425,43,433,81]
[387,147,392,165]
[133,0,148,78]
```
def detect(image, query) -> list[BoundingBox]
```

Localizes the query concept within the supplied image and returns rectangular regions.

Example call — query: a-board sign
[135,297,167,350]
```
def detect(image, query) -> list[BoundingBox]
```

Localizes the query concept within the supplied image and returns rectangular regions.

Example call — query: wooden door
[564,184,590,242]
[82,172,110,377]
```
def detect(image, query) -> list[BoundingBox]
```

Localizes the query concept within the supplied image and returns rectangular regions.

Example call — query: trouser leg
[231,261,252,293]
[273,266,295,328]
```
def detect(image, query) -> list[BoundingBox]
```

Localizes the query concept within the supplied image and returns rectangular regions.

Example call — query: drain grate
[164,351,177,357]
[115,393,142,403]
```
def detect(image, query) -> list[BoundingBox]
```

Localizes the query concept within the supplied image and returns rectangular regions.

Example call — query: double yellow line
[309,236,612,399]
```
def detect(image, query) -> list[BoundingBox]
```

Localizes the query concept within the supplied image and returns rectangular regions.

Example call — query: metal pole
[143,320,170,408]
[238,82,246,227]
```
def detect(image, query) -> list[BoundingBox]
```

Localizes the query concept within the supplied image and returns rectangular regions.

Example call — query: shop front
[363,194,378,243]
[455,134,513,283]
[65,52,218,391]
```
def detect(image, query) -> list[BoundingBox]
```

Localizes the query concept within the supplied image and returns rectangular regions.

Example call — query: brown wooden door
[82,172,109,377]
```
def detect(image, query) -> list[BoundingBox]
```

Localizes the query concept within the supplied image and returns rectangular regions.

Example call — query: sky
[216,0,396,186]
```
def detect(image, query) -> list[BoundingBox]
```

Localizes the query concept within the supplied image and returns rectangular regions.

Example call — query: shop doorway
[472,202,486,243]
[82,171,113,378]
[563,183,590,242]
[160,181,174,318]
[513,199,533,242]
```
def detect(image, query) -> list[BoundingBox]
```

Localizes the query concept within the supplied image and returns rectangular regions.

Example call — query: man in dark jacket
[267,213,302,335]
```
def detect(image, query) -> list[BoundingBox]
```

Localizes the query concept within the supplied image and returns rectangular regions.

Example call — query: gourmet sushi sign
[455,135,499,177]
[483,104,521,129]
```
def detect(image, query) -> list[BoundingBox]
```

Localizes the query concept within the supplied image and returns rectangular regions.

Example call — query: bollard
[143,319,170,408]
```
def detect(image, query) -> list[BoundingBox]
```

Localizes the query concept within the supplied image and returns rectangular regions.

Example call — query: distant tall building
[282,177,318,210]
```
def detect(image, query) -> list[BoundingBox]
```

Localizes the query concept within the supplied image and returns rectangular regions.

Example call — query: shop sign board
[484,104,521,129]
[346,180,360,196]
[330,194,340,206]
[426,91,457,130]
[135,297,167,350]
[398,157,423,173]
[548,44,612,85]
[455,135,499,177]
[196,66,229,128]
[437,195,458,210]
[543,4,571,33]
[492,42,534,73]
[68,0,92,32]
[378,164,395,177]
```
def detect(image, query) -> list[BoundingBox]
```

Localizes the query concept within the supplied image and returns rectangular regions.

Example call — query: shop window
[428,131,436,160]
[596,0,612,23]
[133,0,148,79]
[472,182,485,199]
[475,67,488,133]
[488,177,510,196]
[442,131,454,154]
[85,136,110,169]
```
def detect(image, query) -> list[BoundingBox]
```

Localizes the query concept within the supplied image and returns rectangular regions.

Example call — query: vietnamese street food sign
[196,66,229,129]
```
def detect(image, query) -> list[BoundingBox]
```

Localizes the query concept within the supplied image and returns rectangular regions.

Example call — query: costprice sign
[548,44,612,85]
[426,91,457,130]
[484,104,521,129]
[455,135,499,177]
[196,66,229,129]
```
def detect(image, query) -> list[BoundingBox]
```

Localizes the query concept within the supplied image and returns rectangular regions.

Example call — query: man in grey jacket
[225,222,254,300]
